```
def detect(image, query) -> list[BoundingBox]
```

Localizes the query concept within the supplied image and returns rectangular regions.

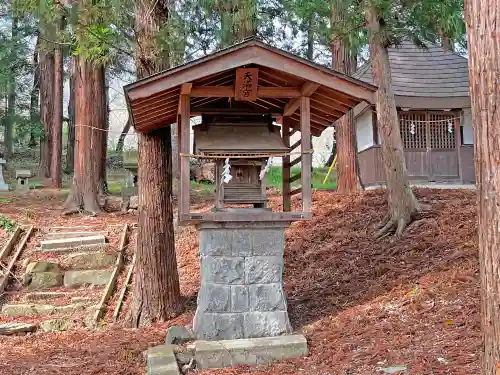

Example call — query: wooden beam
[289,187,302,196]
[190,85,301,98]
[282,117,292,212]
[180,83,193,95]
[289,172,301,183]
[301,96,312,213]
[179,94,190,218]
[290,156,302,167]
[290,139,301,150]
[283,82,320,117]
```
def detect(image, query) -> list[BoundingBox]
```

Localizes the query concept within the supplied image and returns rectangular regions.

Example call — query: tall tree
[5,16,18,158]
[51,5,64,188]
[29,35,41,148]
[127,0,181,326]
[331,0,357,193]
[39,38,55,178]
[66,64,75,174]
[465,0,500,372]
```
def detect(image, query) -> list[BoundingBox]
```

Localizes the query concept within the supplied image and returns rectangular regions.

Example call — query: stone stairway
[0,226,125,334]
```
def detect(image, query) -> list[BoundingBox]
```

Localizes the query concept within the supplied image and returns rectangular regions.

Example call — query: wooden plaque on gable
[235,68,259,101]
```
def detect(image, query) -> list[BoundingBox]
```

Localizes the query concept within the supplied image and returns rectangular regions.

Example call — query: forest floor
[0,188,480,375]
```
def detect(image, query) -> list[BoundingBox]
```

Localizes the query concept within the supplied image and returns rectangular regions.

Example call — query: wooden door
[427,112,459,181]
[399,112,429,180]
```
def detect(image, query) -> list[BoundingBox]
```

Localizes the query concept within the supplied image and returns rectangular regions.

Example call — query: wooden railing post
[282,117,291,211]
[179,94,190,219]
[300,97,312,213]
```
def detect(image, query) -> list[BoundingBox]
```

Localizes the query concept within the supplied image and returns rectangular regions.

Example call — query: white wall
[462,108,474,145]
[355,109,374,151]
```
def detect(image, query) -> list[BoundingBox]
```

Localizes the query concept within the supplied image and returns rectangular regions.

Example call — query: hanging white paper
[259,158,273,180]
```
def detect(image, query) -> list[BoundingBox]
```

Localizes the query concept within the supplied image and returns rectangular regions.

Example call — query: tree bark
[115,119,131,154]
[50,13,64,188]
[331,1,357,194]
[5,17,18,158]
[39,40,55,178]
[365,7,420,236]
[91,66,107,196]
[127,0,182,327]
[29,35,41,148]
[66,64,76,174]
[64,57,102,213]
[465,0,500,373]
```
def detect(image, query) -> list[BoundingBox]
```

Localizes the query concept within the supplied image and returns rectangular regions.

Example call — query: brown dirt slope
[0,189,480,375]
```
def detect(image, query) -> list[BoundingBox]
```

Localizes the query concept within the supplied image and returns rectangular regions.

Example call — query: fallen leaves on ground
[0,188,480,375]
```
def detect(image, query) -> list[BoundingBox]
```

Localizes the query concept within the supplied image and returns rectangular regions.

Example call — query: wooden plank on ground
[0,227,22,262]
[0,226,34,294]
[92,224,128,323]
[113,254,135,322]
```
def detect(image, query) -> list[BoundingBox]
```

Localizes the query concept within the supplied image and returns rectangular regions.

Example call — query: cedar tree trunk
[331,2,357,193]
[365,7,420,236]
[91,66,107,196]
[127,0,182,327]
[29,36,40,148]
[465,0,500,373]
[66,65,76,174]
[5,17,18,158]
[51,14,64,188]
[64,57,102,213]
[39,42,55,178]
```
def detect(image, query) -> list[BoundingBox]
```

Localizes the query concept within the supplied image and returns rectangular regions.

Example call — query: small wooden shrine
[194,114,289,208]
[124,38,376,224]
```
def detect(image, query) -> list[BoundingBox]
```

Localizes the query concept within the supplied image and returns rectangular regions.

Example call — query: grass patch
[266,166,337,190]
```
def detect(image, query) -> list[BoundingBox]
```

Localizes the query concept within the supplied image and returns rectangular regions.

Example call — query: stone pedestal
[0,159,8,191]
[193,222,291,341]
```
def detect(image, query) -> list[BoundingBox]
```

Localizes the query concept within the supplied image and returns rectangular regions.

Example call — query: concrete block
[63,252,118,269]
[45,232,99,240]
[249,283,286,311]
[244,256,283,284]
[197,283,230,313]
[193,312,244,341]
[40,235,106,251]
[147,345,181,375]
[0,322,37,335]
[232,230,252,256]
[252,229,284,256]
[165,326,195,345]
[230,285,249,313]
[1,304,55,317]
[25,261,60,274]
[194,334,308,369]
[27,272,63,290]
[243,311,292,338]
[23,291,71,302]
[39,319,73,332]
[129,196,139,209]
[199,230,232,256]
[201,257,244,284]
[64,269,113,288]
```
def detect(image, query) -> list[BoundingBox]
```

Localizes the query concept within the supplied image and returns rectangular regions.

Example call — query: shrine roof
[124,38,377,136]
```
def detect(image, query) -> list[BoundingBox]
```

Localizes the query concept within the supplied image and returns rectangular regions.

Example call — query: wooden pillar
[300,97,312,213]
[179,95,190,218]
[455,111,463,183]
[282,117,291,211]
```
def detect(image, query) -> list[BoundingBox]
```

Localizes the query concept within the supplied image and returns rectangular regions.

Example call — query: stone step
[45,232,102,240]
[63,251,118,270]
[0,322,37,335]
[40,235,106,251]
[23,291,73,302]
[64,269,114,288]
[37,243,109,254]
[1,303,86,317]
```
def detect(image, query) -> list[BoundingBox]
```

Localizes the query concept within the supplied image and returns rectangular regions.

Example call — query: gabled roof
[124,38,377,135]
[353,40,470,109]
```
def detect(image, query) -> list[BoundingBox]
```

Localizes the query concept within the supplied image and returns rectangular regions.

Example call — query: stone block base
[194,334,308,369]
[194,222,291,340]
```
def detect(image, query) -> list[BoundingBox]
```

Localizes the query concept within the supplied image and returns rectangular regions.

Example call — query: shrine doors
[399,111,460,182]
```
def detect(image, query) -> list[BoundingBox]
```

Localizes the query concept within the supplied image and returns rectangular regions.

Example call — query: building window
[399,112,427,149]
